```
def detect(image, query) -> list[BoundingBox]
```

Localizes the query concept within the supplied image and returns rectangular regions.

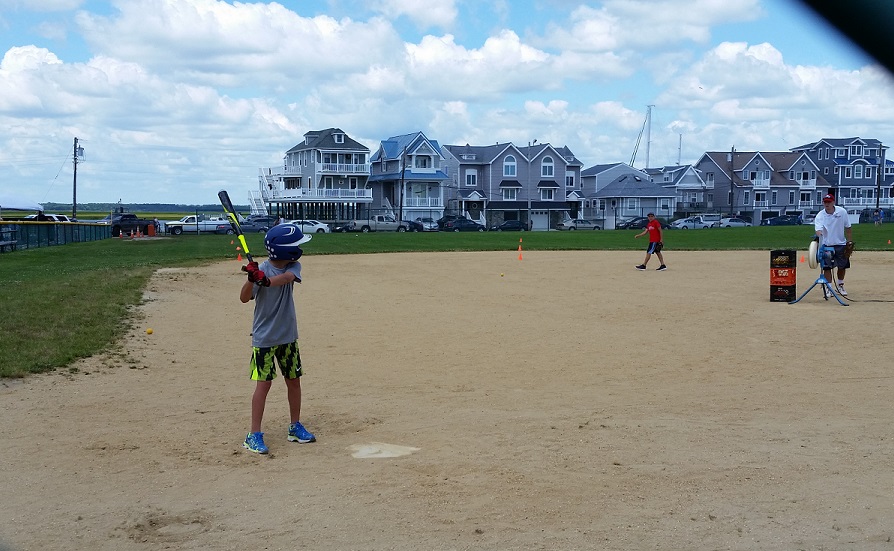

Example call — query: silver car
[556,218,601,230]
[711,217,752,228]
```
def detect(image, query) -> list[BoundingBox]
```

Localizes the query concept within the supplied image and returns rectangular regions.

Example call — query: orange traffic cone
[237,253,242,262]
[517,242,523,261]
[230,240,234,245]
[800,255,805,263]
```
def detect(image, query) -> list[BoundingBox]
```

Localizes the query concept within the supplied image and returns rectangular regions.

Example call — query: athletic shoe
[635,264,647,271]
[823,286,831,299]
[656,265,667,271]
[837,283,847,296]
[288,421,316,443]
[243,432,268,454]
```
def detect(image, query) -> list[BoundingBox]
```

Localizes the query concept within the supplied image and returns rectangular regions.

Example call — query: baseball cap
[822,194,835,202]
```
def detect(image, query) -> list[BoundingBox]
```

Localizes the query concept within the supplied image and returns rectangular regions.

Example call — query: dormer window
[850,144,863,157]
[334,134,344,144]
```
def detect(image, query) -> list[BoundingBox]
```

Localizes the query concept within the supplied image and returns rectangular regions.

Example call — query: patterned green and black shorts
[250,341,302,381]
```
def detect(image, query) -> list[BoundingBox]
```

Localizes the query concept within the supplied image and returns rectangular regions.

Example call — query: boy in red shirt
[633,213,667,271]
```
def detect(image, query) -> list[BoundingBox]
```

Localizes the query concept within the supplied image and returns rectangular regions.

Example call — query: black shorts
[821,244,850,270]
[647,241,662,254]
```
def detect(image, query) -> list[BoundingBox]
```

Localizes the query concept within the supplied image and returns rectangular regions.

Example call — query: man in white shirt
[813,194,853,297]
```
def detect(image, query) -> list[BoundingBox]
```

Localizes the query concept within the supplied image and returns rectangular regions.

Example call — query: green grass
[2,226,891,377]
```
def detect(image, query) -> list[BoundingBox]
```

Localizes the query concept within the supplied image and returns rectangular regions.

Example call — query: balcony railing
[842,197,894,207]
[798,201,814,209]
[751,179,770,189]
[263,164,371,178]
[796,179,817,189]
[753,200,769,207]
[401,197,443,208]
[320,163,369,174]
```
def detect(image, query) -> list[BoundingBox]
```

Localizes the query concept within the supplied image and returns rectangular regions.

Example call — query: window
[626,198,637,210]
[817,191,823,202]
[541,156,554,177]
[565,174,575,188]
[866,166,873,179]
[415,156,429,168]
[744,190,751,204]
[834,166,839,174]
[464,169,477,187]
[811,170,816,179]
[844,167,852,178]
[824,167,829,174]
[334,134,344,144]
[540,188,555,201]
[599,199,606,210]
[706,172,714,184]
[789,190,795,204]
[771,190,778,205]
[836,148,846,157]
[850,144,863,157]
[789,171,795,180]
[660,198,670,211]
[502,188,518,201]
[855,164,863,178]
[503,155,517,177]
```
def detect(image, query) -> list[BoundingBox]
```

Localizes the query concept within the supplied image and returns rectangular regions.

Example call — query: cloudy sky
[2,0,894,206]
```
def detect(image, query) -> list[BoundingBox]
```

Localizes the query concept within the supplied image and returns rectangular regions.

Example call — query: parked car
[802,213,816,224]
[760,215,802,226]
[402,219,424,232]
[711,217,752,228]
[332,220,356,233]
[25,213,71,222]
[444,218,486,232]
[288,219,330,233]
[244,215,279,227]
[416,217,439,231]
[556,218,601,230]
[617,216,669,229]
[490,220,527,231]
[436,214,462,230]
[669,216,712,229]
[239,219,270,233]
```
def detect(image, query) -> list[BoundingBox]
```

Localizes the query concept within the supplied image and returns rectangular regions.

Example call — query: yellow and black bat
[218,189,253,264]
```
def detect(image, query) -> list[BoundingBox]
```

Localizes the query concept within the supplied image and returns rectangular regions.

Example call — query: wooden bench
[0,240,17,252]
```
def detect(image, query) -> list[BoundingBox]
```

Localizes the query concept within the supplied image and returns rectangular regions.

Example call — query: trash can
[770,249,796,302]
[147,223,156,237]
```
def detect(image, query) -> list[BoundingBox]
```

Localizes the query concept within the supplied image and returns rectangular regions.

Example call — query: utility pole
[644,104,653,169]
[876,142,884,210]
[72,137,84,220]
[399,146,407,223]
[727,146,735,215]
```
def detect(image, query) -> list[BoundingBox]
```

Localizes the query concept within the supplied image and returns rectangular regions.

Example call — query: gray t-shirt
[250,260,302,348]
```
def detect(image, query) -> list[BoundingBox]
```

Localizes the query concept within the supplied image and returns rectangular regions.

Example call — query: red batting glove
[242,261,259,274]
[247,268,267,283]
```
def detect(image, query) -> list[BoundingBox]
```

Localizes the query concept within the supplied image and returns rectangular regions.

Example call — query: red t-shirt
[646,219,662,242]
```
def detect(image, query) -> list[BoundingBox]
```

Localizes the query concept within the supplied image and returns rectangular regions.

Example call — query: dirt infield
[1,251,892,550]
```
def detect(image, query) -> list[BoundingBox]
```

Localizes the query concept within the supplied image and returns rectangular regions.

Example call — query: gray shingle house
[255,128,372,221]
[442,142,583,230]
[368,132,450,222]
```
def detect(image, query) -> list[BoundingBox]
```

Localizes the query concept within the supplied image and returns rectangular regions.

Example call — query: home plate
[348,442,420,459]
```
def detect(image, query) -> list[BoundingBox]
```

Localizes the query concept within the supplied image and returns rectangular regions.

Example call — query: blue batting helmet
[264,223,311,261]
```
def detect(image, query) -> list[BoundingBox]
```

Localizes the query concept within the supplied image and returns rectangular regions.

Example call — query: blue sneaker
[288,421,316,443]
[243,431,268,454]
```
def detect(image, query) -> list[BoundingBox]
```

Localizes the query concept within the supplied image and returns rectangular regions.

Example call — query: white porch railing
[752,179,770,189]
[797,179,816,189]
[842,197,894,207]
[320,163,369,173]
[753,200,769,207]
[798,201,814,209]
[402,197,443,208]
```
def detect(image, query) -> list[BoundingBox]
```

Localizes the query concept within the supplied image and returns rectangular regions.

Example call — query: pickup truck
[165,214,231,235]
[344,214,409,233]
[110,213,154,237]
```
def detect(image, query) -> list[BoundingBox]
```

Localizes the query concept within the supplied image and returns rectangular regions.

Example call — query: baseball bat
[218,189,253,264]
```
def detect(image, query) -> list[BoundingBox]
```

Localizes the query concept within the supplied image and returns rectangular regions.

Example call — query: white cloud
[371,0,458,30]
